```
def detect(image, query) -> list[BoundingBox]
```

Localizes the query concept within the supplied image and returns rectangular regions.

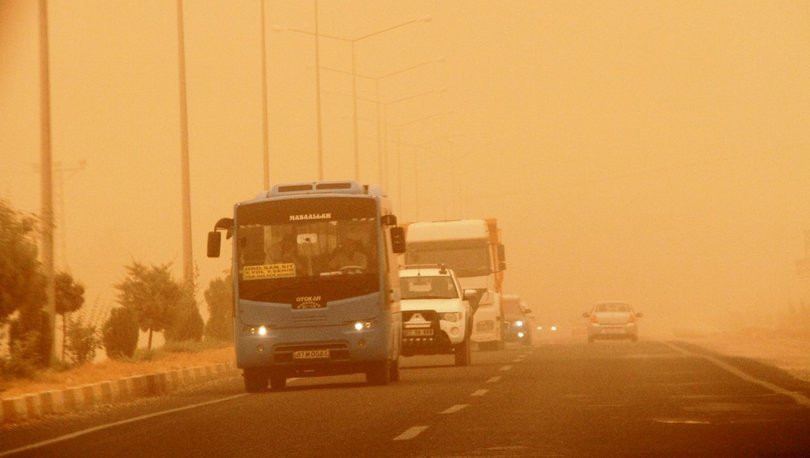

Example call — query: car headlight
[441,312,460,322]
[514,320,524,328]
[550,325,558,332]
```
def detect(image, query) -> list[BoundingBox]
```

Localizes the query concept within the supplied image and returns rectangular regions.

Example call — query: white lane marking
[499,365,513,371]
[0,393,248,457]
[512,358,524,363]
[440,404,470,414]
[471,389,489,397]
[666,342,810,408]
[486,376,501,383]
[393,425,429,441]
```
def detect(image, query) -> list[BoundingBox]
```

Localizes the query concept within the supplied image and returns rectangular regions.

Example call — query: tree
[115,262,181,350]
[165,281,204,342]
[102,307,139,359]
[55,271,85,360]
[204,275,233,342]
[0,199,45,325]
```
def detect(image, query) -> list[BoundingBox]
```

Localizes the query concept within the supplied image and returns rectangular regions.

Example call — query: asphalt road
[2,338,810,456]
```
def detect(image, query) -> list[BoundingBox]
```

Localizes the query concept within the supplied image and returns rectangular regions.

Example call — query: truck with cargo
[402,219,506,350]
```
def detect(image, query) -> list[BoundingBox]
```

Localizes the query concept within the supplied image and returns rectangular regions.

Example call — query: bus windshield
[405,240,491,277]
[236,197,380,303]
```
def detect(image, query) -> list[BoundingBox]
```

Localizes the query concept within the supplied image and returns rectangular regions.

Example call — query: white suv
[399,266,475,366]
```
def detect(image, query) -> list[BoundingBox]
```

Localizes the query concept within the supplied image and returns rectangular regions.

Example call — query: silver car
[583,302,642,343]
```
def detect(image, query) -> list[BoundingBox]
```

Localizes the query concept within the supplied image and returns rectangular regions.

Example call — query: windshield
[405,240,491,277]
[400,275,459,300]
[236,197,379,303]
[501,299,523,317]
[595,303,632,312]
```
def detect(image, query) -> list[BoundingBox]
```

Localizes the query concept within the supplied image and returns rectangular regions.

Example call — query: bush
[204,275,233,342]
[0,332,42,379]
[64,318,101,365]
[8,308,53,369]
[165,283,204,343]
[102,307,139,359]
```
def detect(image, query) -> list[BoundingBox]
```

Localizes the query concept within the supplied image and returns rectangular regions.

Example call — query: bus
[207,181,406,392]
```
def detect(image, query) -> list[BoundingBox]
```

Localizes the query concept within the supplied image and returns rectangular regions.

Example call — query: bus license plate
[292,349,330,360]
[404,328,433,337]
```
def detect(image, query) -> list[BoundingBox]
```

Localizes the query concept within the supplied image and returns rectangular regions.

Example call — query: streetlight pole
[389,111,453,220]
[260,0,270,189]
[176,0,193,285]
[274,15,431,182]
[317,58,443,188]
[38,0,56,362]
[314,0,323,180]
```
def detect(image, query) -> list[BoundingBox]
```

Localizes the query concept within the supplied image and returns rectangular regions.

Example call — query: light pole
[176,0,193,285]
[38,0,56,362]
[381,89,448,188]
[389,110,453,219]
[317,58,444,187]
[274,15,431,181]
[259,0,270,189]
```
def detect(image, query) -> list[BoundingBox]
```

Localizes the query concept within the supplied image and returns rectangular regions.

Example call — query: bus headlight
[514,320,524,328]
[353,320,373,331]
[441,312,460,322]
[243,325,270,336]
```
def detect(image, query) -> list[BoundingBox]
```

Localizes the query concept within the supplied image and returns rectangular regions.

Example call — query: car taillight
[589,313,598,323]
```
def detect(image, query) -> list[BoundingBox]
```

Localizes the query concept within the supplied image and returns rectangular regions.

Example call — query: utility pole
[177,0,193,285]
[38,0,56,363]
[34,160,87,270]
[260,0,270,189]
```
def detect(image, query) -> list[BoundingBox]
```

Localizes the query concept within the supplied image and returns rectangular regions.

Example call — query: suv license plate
[292,349,330,360]
[404,328,434,336]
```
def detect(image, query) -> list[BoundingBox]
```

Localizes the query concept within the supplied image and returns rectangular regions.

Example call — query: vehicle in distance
[399,265,476,366]
[583,301,642,343]
[207,180,406,392]
[501,294,532,345]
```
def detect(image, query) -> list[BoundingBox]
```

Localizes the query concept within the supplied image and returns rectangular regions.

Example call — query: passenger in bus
[328,239,368,270]
[273,235,306,274]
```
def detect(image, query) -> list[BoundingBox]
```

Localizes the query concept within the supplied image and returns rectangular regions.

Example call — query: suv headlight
[441,312,461,322]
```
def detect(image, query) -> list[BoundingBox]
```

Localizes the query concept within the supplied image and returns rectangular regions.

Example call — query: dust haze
[2,0,809,338]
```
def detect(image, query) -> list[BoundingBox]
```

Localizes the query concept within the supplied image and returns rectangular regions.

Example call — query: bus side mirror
[498,243,506,261]
[499,261,506,271]
[207,231,221,258]
[381,214,398,226]
[390,227,406,253]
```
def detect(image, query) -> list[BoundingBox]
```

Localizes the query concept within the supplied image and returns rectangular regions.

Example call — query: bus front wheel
[243,369,267,393]
[269,372,286,391]
[366,360,391,385]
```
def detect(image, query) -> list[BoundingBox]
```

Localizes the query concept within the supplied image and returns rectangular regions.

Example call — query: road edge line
[665,342,810,408]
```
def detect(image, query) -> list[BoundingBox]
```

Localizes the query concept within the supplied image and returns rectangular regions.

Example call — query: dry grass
[0,346,235,399]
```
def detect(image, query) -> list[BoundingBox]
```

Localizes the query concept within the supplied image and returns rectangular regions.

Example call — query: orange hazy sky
[2,0,809,331]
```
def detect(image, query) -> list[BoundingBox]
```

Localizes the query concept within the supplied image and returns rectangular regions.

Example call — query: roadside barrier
[0,363,238,425]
